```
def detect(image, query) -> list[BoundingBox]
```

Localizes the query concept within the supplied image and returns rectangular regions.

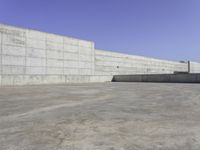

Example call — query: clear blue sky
[0,0,200,62]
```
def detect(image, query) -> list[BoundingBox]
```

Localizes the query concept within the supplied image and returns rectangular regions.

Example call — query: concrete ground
[0,83,200,150]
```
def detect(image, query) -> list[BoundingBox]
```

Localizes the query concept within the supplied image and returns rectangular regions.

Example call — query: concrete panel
[90,75,113,82]
[0,58,1,72]
[46,67,63,75]
[2,55,25,66]
[46,42,63,51]
[80,55,92,61]
[95,65,118,72]
[43,75,65,84]
[112,74,200,83]
[46,50,63,59]
[63,37,79,45]
[26,30,45,40]
[26,67,46,75]
[11,75,44,85]
[47,59,63,67]
[27,47,46,58]
[2,45,26,56]
[64,68,79,75]
[64,61,78,68]
[0,24,25,36]
[170,74,200,83]
[79,68,92,75]
[1,75,14,86]
[64,52,78,60]
[27,38,46,49]
[64,75,110,83]
[79,47,92,55]
[46,34,63,43]
[95,49,188,76]
[65,75,90,83]
[189,61,200,73]
[0,33,2,45]
[2,65,25,74]
[2,34,25,47]
[12,75,27,85]
[79,40,93,48]
[0,25,26,49]
[1,75,67,85]
[63,45,78,53]
[26,57,46,67]
[79,61,92,68]
[95,71,113,76]
[24,75,43,85]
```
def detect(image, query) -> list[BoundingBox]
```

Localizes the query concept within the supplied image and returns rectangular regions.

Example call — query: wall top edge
[189,61,200,64]
[95,49,190,64]
[1,23,198,64]
[0,23,95,44]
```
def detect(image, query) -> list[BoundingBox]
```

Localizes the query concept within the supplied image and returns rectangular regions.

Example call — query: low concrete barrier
[112,74,200,83]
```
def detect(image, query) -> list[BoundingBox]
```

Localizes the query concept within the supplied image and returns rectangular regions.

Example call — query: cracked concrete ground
[0,82,200,150]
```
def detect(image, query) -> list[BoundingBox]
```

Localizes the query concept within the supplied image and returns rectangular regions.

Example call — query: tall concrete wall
[189,61,200,73]
[0,24,199,86]
[0,24,112,86]
[95,50,188,75]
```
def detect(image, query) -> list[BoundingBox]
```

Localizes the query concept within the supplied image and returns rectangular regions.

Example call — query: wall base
[0,75,113,86]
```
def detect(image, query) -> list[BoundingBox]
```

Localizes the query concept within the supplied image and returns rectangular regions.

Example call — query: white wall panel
[0,24,197,86]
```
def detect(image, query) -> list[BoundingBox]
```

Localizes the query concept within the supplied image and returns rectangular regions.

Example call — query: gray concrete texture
[112,73,200,83]
[0,24,200,85]
[1,82,200,150]
[95,50,188,75]
[189,62,200,73]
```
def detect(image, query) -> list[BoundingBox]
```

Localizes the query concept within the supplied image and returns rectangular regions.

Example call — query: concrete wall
[0,24,112,85]
[189,61,200,73]
[0,24,199,86]
[95,50,188,75]
[112,74,200,83]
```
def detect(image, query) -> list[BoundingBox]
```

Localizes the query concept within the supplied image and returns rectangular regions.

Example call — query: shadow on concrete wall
[112,73,200,83]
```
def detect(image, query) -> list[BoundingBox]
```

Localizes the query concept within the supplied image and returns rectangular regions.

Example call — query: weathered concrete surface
[95,49,188,75]
[189,62,200,73]
[1,24,200,86]
[0,83,200,150]
[112,73,200,83]
[0,75,113,86]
